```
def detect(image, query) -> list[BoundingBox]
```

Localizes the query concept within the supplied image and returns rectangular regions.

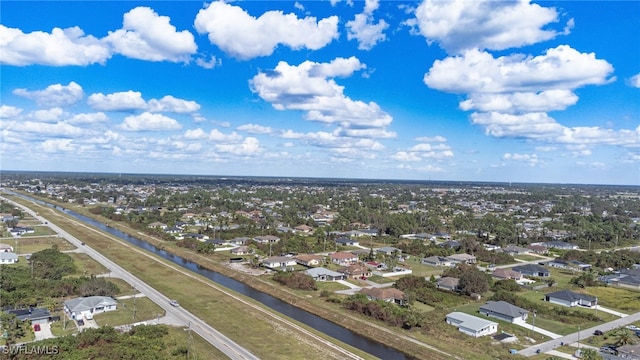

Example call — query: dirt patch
[226,261,269,276]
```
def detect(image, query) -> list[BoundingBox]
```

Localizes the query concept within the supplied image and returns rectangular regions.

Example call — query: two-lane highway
[4,196,259,360]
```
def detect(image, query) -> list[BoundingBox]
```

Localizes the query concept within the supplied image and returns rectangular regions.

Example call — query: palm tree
[614,327,633,346]
[579,348,602,360]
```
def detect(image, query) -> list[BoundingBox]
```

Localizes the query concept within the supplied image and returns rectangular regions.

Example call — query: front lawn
[1,236,76,254]
[95,297,166,327]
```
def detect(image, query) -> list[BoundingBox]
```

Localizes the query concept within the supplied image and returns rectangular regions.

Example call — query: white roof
[447,312,497,332]
[65,296,117,313]
[304,267,343,277]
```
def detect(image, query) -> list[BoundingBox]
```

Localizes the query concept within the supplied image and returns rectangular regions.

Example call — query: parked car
[600,345,617,355]
[85,313,93,320]
[169,300,179,307]
[33,324,41,331]
[594,329,604,335]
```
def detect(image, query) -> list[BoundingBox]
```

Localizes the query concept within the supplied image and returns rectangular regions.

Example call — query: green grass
[514,254,544,262]
[67,252,110,277]
[106,277,139,296]
[315,281,349,292]
[95,297,166,327]
[0,236,76,254]
[586,286,640,312]
[50,315,79,337]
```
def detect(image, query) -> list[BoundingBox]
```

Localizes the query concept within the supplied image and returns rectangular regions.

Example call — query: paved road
[4,196,259,360]
[518,310,640,356]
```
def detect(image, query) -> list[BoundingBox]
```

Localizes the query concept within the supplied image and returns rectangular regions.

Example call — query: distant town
[1,171,639,360]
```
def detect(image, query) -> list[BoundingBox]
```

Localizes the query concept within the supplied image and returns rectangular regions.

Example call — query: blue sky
[1,0,638,185]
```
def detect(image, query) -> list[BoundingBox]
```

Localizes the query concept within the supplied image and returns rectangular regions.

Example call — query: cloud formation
[250,57,393,133]
[346,0,389,50]
[13,82,84,107]
[194,1,339,59]
[119,112,182,131]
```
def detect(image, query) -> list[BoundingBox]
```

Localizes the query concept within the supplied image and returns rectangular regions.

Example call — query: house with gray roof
[64,296,117,320]
[304,267,345,282]
[479,301,528,323]
[512,264,550,277]
[544,290,597,308]
[0,252,18,264]
[446,312,498,338]
[5,307,51,325]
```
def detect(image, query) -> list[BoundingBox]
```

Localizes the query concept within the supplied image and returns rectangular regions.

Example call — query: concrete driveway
[33,322,55,341]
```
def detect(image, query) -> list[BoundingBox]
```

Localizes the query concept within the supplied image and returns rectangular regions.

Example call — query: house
[439,240,460,249]
[365,261,388,271]
[446,253,476,264]
[603,269,640,289]
[304,267,346,282]
[512,264,550,277]
[338,264,371,279]
[253,235,280,244]
[446,312,498,337]
[540,241,579,250]
[479,301,528,323]
[544,290,597,308]
[375,246,401,256]
[295,254,323,267]
[503,245,530,256]
[492,268,522,281]
[229,237,250,246]
[262,256,297,270]
[437,277,459,291]
[421,256,454,267]
[335,237,359,247]
[294,224,313,234]
[5,307,51,325]
[231,246,252,255]
[329,252,358,266]
[527,245,549,255]
[359,287,406,305]
[147,221,167,229]
[0,244,14,252]
[64,296,117,320]
[0,252,18,264]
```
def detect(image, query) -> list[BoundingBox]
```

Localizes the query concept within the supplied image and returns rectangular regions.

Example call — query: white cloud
[215,137,261,155]
[237,124,273,134]
[294,2,305,11]
[334,127,396,139]
[119,112,182,131]
[208,129,243,142]
[346,0,389,50]
[68,112,109,124]
[29,107,65,122]
[12,120,87,137]
[196,55,222,69]
[41,138,75,153]
[184,128,208,140]
[148,95,200,113]
[411,0,568,54]
[391,151,421,162]
[88,91,147,111]
[0,105,23,119]
[415,135,446,142]
[629,73,640,88]
[425,46,614,95]
[104,7,197,62]
[194,1,339,60]
[502,152,542,166]
[460,90,579,113]
[0,25,110,66]
[250,58,392,132]
[13,81,84,107]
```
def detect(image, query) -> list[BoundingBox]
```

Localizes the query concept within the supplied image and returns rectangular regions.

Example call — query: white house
[446,312,498,337]
[544,290,597,308]
[64,296,117,320]
[0,252,18,264]
[262,256,297,270]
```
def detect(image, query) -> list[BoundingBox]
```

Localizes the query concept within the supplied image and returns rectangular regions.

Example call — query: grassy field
[586,286,640,312]
[67,252,110,277]
[0,236,76,254]
[95,297,166,327]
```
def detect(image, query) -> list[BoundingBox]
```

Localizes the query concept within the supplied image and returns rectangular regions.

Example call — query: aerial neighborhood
[1,174,640,359]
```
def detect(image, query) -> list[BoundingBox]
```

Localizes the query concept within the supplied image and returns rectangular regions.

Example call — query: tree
[0,312,27,348]
[614,328,633,346]
[579,348,602,360]
[29,247,76,280]
[458,267,490,296]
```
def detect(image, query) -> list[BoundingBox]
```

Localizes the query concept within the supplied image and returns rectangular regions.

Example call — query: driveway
[33,323,55,341]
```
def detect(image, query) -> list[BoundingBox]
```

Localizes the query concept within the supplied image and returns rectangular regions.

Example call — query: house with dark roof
[540,241,578,250]
[335,237,359,246]
[446,253,476,264]
[512,264,550,277]
[544,290,597,308]
[503,245,530,256]
[479,301,528,323]
[446,312,498,338]
[5,307,51,325]
[338,264,371,279]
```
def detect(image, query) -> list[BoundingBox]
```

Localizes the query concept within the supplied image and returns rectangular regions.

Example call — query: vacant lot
[0,236,76,254]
